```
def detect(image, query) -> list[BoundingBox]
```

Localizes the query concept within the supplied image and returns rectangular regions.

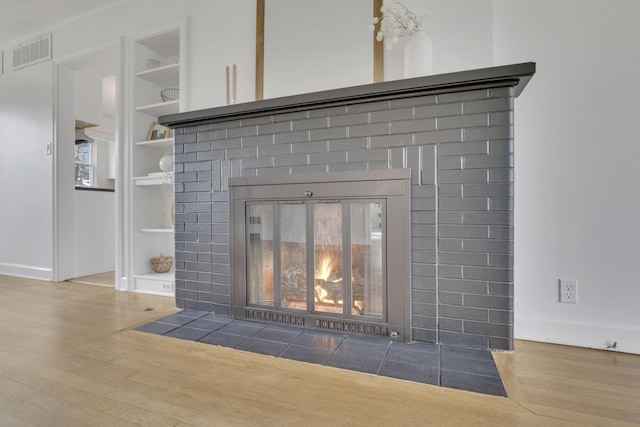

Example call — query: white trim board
[516,317,640,355]
[0,262,53,281]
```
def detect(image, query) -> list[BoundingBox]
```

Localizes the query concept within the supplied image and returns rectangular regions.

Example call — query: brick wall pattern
[172,86,515,350]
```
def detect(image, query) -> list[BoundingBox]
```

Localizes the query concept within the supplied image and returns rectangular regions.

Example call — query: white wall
[74,66,103,125]
[92,139,116,189]
[55,66,78,281]
[0,61,54,280]
[187,1,256,108]
[493,0,640,353]
[263,0,372,99]
[74,190,115,277]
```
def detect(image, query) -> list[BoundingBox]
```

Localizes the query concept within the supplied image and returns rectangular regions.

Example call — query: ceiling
[0,0,123,45]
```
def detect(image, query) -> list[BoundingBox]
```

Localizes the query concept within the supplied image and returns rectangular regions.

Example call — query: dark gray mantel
[161,62,535,350]
[159,63,535,128]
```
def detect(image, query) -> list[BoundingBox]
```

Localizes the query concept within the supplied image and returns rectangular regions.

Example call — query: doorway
[55,45,119,286]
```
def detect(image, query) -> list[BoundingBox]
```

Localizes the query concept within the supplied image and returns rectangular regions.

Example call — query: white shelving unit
[136,100,179,117]
[139,228,174,233]
[128,25,184,297]
[136,63,179,87]
[133,175,170,186]
[135,137,173,149]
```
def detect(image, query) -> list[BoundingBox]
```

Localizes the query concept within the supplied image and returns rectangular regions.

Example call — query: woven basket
[160,88,179,102]
[150,256,173,273]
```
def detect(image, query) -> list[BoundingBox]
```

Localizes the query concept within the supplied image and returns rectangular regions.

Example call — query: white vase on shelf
[159,152,174,227]
[403,31,433,78]
[159,153,173,173]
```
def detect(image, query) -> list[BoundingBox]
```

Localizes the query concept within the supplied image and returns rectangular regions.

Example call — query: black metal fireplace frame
[229,169,412,341]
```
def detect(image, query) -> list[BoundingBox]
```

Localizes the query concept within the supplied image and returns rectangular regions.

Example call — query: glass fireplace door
[280,203,307,309]
[313,202,344,314]
[350,202,383,318]
[246,200,385,321]
[246,204,274,306]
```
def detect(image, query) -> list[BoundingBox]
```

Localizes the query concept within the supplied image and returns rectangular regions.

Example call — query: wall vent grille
[12,34,52,70]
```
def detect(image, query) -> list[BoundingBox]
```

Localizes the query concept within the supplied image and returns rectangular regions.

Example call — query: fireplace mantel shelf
[159,62,535,128]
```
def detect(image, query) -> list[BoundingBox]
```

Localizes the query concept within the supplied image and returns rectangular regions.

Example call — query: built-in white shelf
[135,137,173,150]
[134,271,174,281]
[136,63,179,88]
[136,100,179,117]
[136,28,180,58]
[133,174,171,186]
[139,228,173,233]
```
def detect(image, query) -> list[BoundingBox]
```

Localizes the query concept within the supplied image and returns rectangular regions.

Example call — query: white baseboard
[0,262,53,281]
[116,275,129,292]
[516,316,640,355]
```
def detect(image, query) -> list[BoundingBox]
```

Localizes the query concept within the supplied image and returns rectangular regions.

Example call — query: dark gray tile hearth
[137,310,507,397]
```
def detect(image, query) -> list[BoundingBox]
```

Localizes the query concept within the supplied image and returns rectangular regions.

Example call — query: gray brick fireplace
[160,63,535,351]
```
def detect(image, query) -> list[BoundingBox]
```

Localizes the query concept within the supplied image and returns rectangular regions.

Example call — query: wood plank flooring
[1,274,638,426]
[66,271,115,287]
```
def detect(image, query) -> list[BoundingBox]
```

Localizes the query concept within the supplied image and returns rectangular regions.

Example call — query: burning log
[281,266,307,301]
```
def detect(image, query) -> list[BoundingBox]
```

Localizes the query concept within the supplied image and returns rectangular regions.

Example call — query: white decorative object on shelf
[159,153,173,173]
[372,0,432,77]
[158,153,174,226]
[373,0,429,47]
[403,31,433,78]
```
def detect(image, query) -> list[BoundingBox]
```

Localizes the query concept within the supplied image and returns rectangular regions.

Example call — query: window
[74,142,94,187]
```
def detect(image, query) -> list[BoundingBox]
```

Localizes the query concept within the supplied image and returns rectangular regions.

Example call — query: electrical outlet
[559,279,577,303]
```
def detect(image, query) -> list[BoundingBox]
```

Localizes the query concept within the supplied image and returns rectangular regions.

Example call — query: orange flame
[316,256,334,281]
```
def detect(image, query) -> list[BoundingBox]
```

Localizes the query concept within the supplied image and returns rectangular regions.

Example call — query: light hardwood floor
[66,271,115,287]
[0,275,638,426]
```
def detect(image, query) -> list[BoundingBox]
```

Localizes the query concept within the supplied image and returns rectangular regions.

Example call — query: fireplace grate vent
[245,309,305,326]
[314,319,389,337]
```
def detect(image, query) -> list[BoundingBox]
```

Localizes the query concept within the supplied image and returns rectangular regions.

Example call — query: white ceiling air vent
[12,34,52,71]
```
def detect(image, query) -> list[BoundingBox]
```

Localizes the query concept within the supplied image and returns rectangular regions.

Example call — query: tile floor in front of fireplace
[137,310,507,397]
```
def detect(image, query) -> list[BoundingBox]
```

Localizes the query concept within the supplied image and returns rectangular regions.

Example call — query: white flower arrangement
[371,0,429,49]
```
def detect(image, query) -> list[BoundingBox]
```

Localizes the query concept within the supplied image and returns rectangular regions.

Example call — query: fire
[315,254,344,306]
[316,256,334,281]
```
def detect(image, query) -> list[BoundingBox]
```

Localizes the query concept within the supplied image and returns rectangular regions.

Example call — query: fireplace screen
[230,170,411,341]
[246,200,384,319]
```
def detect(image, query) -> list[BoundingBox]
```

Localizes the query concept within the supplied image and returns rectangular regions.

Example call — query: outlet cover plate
[559,279,577,303]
